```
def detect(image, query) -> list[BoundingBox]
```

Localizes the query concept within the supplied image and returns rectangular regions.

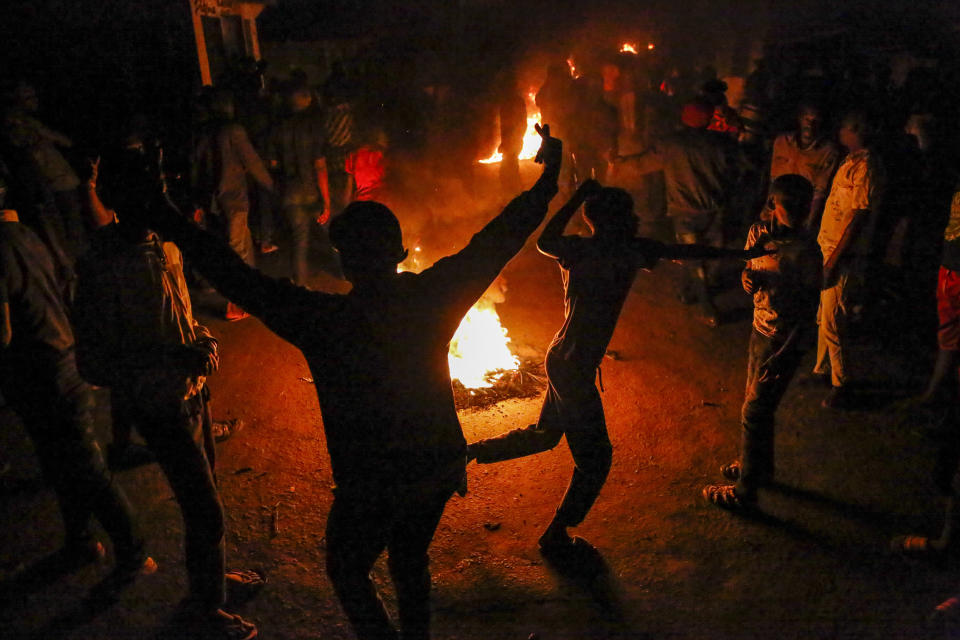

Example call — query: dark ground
[0,165,957,640]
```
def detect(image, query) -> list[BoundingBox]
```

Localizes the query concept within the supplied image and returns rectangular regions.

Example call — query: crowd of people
[3,42,960,639]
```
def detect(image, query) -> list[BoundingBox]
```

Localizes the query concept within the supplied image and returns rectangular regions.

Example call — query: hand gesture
[87,156,100,190]
[742,269,760,294]
[577,178,602,200]
[534,123,562,168]
[316,206,331,226]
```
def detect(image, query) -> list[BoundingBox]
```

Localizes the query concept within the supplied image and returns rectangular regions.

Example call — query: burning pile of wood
[452,356,546,410]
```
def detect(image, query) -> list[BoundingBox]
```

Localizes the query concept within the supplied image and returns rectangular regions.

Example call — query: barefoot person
[468,181,770,556]
[702,175,821,510]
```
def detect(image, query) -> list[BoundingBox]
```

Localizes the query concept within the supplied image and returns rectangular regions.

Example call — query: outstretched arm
[657,243,773,261]
[537,179,601,258]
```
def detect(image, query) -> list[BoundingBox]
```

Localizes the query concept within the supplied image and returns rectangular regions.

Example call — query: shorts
[937,266,960,350]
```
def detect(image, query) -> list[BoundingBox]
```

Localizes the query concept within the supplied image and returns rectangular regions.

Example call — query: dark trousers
[325,462,462,640]
[673,210,724,309]
[53,188,87,260]
[473,351,612,527]
[1,354,141,561]
[737,329,805,496]
[115,390,225,610]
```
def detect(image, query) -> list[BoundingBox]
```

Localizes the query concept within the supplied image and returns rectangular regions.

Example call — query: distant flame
[647,42,655,50]
[566,57,580,79]
[479,91,543,165]
[620,42,639,54]
[399,247,520,389]
[448,298,520,388]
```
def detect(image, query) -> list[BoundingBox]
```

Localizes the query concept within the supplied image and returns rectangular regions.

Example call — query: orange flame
[398,247,520,389]
[479,91,543,165]
[620,42,639,54]
[448,298,520,388]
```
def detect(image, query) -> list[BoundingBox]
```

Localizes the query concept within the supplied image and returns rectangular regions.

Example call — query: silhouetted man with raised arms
[136,125,562,640]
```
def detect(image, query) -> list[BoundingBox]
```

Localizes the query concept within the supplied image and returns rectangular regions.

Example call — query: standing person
[343,126,388,205]
[614,99,744,327]
[191,89,274,320]
[768,102,841,230]
[267,83,332,285]
[891,184,960,556]
[322,62,355,215]
[468,181,770,555]
[0,174,149,602]
[493,69,527,196]
[73,151,259,639]
[701,175,822,509]
[570,72,619,184]
[3,81,86,259]
[814,111,882,409]
[135,124,562,640]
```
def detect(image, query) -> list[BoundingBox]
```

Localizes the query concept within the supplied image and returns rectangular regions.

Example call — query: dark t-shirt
[0,220,73,363]
[267,109,327,207]
[548,236,662,369]
[163,169,558,487]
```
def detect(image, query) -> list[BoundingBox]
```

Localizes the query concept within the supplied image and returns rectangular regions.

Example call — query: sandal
[890,535,945,556]
[87,551,157,605]
[702,484,755,510]
[225,569,266,605]
[720,460,741,482]
[930,595,960,627]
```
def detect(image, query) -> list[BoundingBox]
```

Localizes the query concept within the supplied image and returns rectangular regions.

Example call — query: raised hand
[534,122,562,168]
[577,178,602,199]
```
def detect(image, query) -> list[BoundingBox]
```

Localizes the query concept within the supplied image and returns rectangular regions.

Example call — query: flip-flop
[702,484,755,510]
[225,569,267,605]
[890,535,943,557]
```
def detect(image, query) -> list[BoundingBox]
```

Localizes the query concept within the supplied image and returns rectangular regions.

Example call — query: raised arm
[537,179,601,258]
[421,124,561,319]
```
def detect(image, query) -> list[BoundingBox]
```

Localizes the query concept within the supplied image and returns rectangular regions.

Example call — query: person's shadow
[540,539,653,639]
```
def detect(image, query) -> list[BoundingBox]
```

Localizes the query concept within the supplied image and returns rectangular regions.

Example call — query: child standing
[702,174,821,509]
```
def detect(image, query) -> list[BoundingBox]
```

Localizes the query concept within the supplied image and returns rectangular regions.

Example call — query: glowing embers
[479,92,543,165]
[448,297,520,389]
[620,42,654,54]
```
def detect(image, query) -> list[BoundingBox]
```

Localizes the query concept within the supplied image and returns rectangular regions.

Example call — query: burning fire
[620,42,639,54]
[448,298,520,388]
[398,247,520,389]
[479,92,544,165]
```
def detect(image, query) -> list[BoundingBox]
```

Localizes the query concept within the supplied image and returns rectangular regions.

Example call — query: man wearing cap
[136,125,563,640]
[614,98,744,327]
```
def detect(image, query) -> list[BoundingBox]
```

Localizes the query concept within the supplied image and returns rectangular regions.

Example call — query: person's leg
[674,212,719,325]
[54,188,87,259]
[325,487,397,640]
[387,474,460,640]
[737,331,804,497]
[137,401,226,612]
[817,276,848,388]
[284,205,312,285]
[551,395,612,530]
[224,209,255,267]
[12,366,142,566]
[470,381,565,463]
